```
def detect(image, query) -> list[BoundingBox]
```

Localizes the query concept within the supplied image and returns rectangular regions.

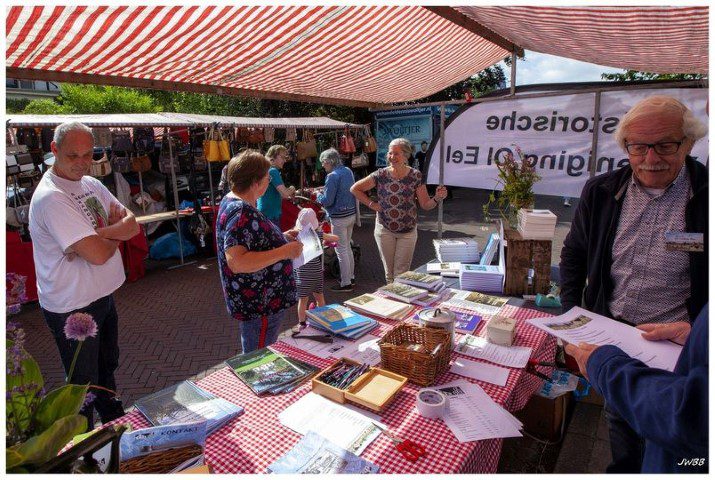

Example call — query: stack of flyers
[433,237,480,263]
[517,209,557,240]
[459,263,504,294]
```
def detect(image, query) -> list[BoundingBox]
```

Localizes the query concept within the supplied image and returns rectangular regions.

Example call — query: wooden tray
[311,358,407,412]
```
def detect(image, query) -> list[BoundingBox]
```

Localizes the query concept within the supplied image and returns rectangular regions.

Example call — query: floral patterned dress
[216,196,297,321]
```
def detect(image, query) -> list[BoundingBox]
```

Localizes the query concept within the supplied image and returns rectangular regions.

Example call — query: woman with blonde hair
[351,138,447,283]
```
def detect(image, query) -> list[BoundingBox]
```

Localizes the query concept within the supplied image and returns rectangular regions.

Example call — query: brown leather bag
[131,154,152,173]
[296,130,317,160]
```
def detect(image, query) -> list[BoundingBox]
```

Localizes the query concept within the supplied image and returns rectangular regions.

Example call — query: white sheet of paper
[278,392,381,455]
[435,380,522,442]
[340,337,382,366]
[292,227,322,269]
[449,357,510,386]
[455,335,532,368]
[527,306,683,371]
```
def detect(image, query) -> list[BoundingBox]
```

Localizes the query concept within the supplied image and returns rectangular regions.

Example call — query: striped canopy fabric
[454,6,708,75]
[5,5,508,107]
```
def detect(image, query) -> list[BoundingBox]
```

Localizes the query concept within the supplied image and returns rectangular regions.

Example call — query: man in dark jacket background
[559,95,708,472]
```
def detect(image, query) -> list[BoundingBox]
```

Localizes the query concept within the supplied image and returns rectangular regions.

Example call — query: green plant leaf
[33,384,88,433]
[6,340,44,433]
[6,415,87,470]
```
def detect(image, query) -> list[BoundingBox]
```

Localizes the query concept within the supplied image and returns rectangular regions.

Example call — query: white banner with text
[425,87,708,198]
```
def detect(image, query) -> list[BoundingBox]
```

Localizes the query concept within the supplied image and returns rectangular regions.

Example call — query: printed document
[282,328,381,365]
[279,392,381,455]
[435,380,522,442]
[449,357,510,386]
[527,306,682,371]
[455,335,532,368]
[293,227,323,269]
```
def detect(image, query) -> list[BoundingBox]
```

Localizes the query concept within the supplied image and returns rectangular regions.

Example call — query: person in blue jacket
[566,304,708,473]
[316,148,357,292]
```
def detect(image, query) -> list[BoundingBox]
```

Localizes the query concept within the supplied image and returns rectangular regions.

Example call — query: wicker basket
[378,323,452,386]
[119,444,204,473]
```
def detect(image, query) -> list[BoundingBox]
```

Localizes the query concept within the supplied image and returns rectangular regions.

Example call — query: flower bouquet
[482,144,541,227]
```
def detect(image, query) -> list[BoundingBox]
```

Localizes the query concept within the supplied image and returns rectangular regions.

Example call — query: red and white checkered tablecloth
[107,303,556,473]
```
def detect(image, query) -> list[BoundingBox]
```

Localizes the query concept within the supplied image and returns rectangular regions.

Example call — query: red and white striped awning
[453,6,708,75]
[6,6,708,108]
[5,5,508,107]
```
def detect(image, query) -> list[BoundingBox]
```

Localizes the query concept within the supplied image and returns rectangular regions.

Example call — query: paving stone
[587,439,612,473]
[553,432,595,473]
[566,402,604,437]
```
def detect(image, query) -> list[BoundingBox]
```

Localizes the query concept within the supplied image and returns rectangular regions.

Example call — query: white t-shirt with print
[29,169,125,313]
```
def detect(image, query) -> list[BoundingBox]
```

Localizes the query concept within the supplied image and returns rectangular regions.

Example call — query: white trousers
[374,222,418,284]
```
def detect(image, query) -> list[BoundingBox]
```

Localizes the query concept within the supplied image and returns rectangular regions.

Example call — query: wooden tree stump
[503,228,552,296]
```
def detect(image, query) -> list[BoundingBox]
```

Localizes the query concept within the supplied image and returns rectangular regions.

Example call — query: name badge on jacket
[665,232,704,252]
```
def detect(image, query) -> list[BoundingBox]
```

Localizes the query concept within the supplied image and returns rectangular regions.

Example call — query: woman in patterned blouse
[215,150,304,353]
[351,138,447,283]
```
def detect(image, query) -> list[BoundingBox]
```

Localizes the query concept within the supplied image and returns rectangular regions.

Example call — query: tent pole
[589,91,602,178]
[510,49,517,96]
[438,103,446,239]
[166,128,184,266]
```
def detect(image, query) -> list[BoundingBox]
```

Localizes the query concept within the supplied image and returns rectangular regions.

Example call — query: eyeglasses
[625,138,685,156]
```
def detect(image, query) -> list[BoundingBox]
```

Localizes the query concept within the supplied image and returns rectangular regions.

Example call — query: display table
[105,301,556,473]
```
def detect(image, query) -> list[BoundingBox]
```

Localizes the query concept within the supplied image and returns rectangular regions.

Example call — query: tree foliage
[601,70,705,82]
[20,99,67,115]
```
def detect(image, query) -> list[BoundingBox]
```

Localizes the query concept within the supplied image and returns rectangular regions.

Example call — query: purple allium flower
[82,392,97,410]
[8,342,26,376]
[64,313,97,341]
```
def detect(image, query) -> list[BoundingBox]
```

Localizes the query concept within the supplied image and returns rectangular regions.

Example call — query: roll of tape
[416,388,448,419]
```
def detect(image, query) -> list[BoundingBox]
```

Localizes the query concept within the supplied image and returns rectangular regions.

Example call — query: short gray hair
[388,137,413,157]
[319,148,342,167]
[53,121,93,149]
[614,95,707,151]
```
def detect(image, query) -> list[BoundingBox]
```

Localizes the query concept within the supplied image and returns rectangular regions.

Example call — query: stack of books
[344,293,413,321]
[479,233,500,266]
[306,304,378,339]
[433,237,480,263]
[410,290,450,307]
[517,209,557,240]
[426,262,462,277]
[395,271,445,292]
[378,282,429,303]
[225,348,319,395]
[134,381,244,435]
[459,264,504,294]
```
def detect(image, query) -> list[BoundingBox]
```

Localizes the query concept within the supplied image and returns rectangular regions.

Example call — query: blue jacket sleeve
[586,345,708,459]
[317,172,338,208]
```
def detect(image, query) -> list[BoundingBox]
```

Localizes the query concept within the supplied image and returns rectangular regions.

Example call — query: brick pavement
[12,187,595,472]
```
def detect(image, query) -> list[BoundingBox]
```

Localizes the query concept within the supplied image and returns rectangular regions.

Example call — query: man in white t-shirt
[29,121,139,430]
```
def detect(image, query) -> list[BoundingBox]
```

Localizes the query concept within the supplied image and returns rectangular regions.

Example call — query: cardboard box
[515,392,571,442]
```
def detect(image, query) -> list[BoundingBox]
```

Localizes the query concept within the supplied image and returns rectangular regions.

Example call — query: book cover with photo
[134,381,243,434]
[225,348,309,395]
[306,304,373,333]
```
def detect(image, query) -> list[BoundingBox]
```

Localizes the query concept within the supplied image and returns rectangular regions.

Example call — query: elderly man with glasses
[559,95,708,473]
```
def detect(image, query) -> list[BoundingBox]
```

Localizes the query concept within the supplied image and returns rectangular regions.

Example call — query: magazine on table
[395,270,443,289]
[120,421,207,472]
[441,289,508,316]
[306,304,373,333]
[378,282,429,303]
[133,381,243,435]
[267,431,380,474]
[344,293,412,321]
[225,347,311,395]
[292,226,323,269]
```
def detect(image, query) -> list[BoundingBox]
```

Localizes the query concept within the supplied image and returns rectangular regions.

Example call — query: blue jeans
[604,403,645,473]
[42,295,125,430]
[240,310,286,353]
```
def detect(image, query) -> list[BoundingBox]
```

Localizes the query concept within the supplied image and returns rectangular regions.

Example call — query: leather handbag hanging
[296,130,318,160]
[204,127,230,162]
[111,129,134,153]
[110,152,131,173]
[363,127,377,153]
[159,131,180,174]
[130,153,152,173]
[177,146,192,172]
[90,150,112,177]
[339,128,356,154]
[351,152,369,169]
[93,127,113,147]
[192,147,207,171]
